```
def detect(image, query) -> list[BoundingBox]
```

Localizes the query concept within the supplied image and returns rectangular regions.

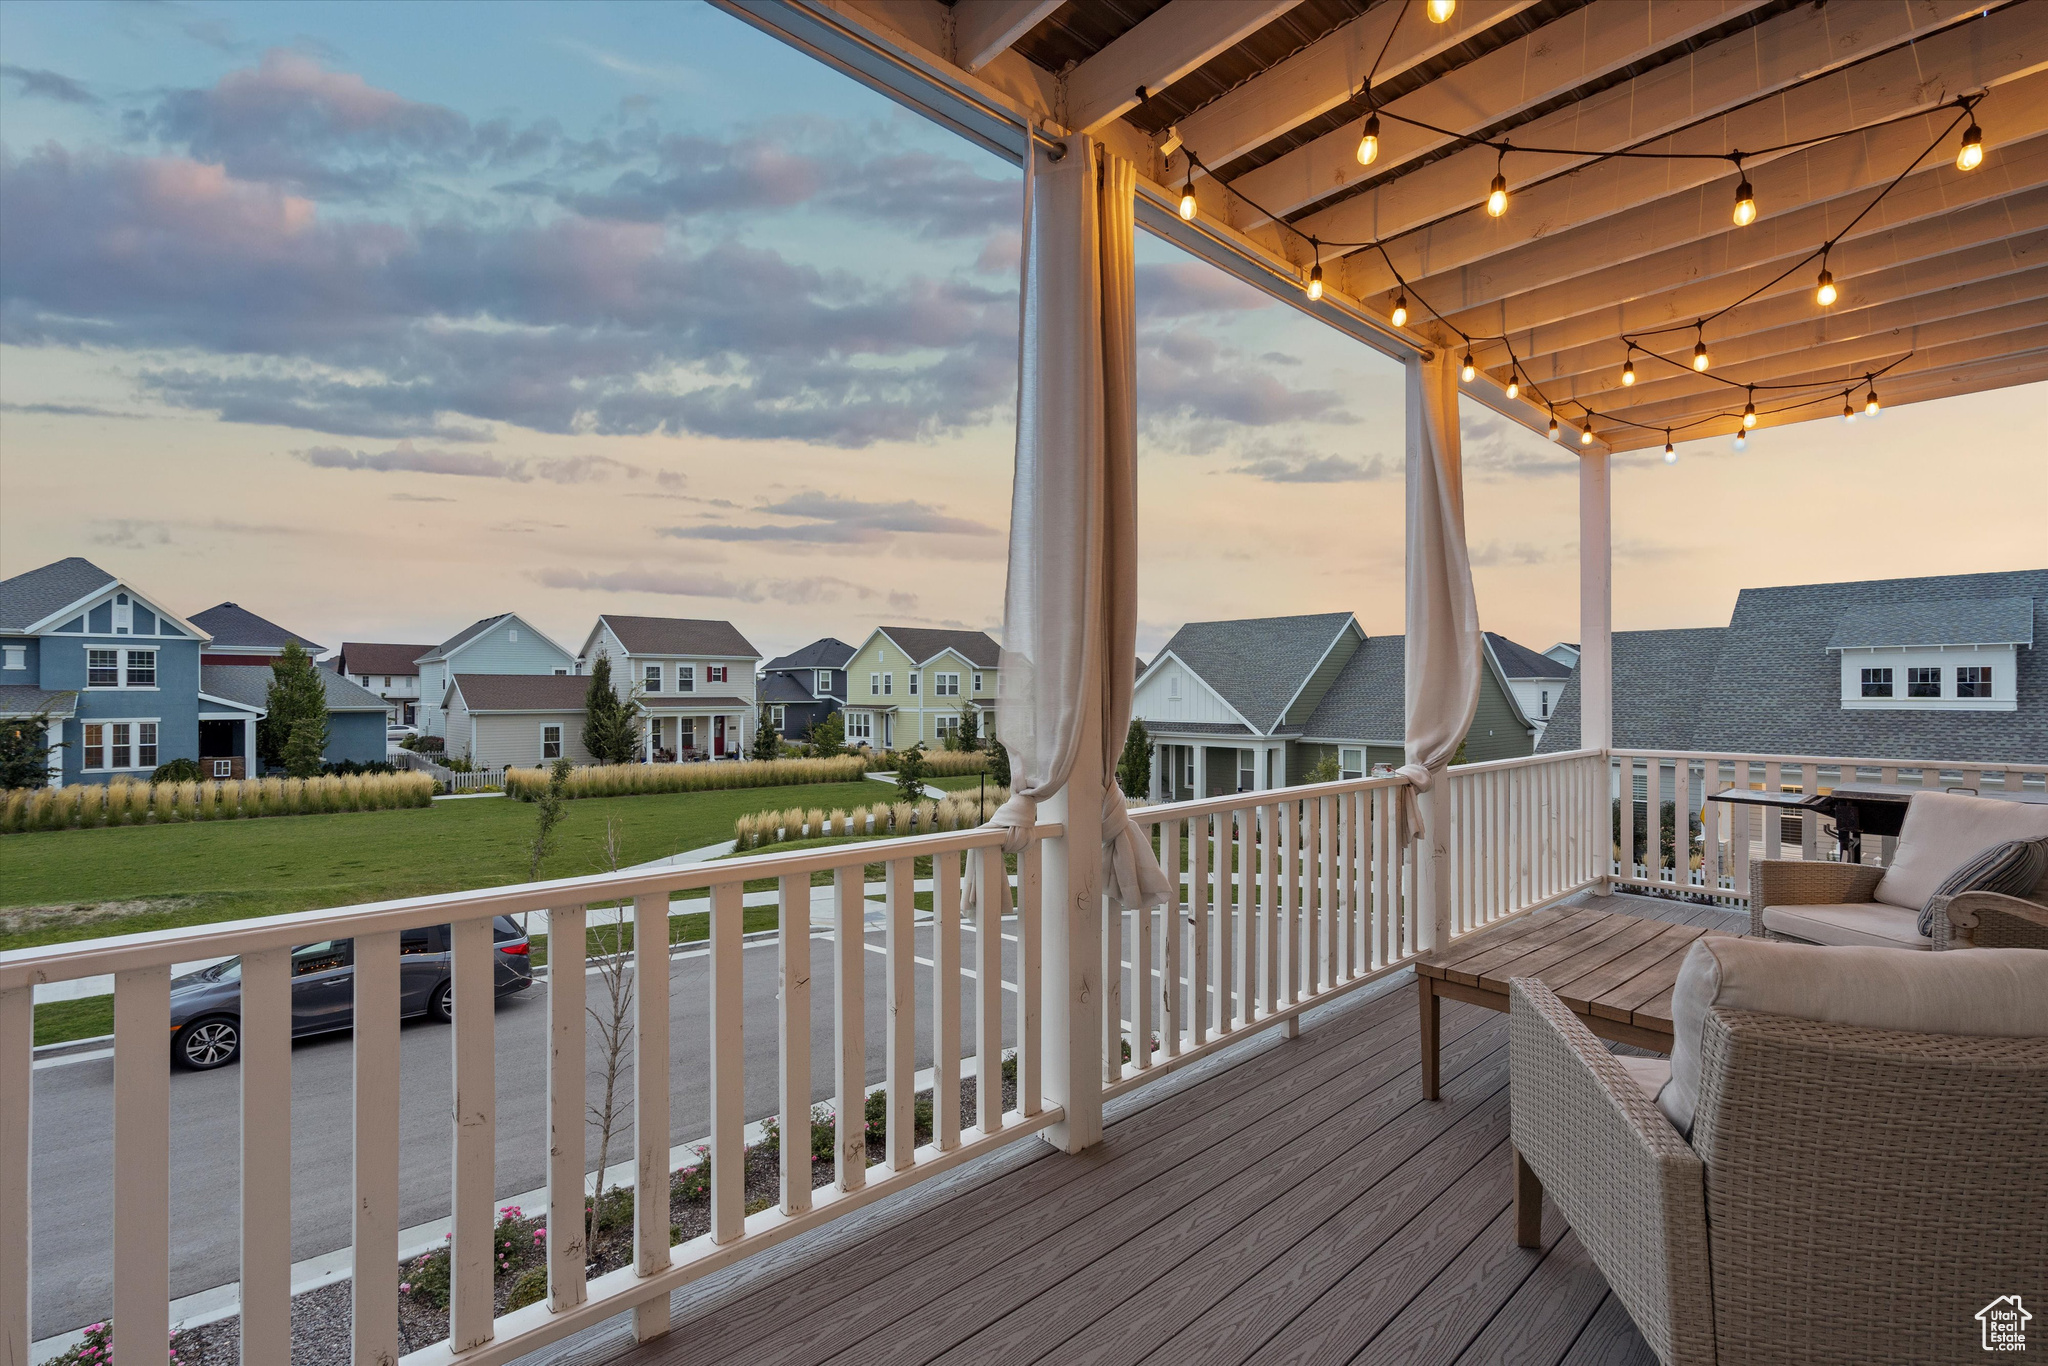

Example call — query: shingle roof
[1538,568,2048,763]
[1536,629,1730,753]
[1142,719,1254,736]
[1485,632,1572,679]
[338,642,435,676]
[1825,596,2035,649]
[759,673,818,704]
[449,674,592,712]
[190,602,324,654]
[765,637,855,671]
[1299,635,1407,742]
[877,627,1001,668]
[0,685,78,718]
[1153,613,1355,733]
[601,615,760,659]
[0,558,117,632]
[201,665,389,713]
[419,614,514,662]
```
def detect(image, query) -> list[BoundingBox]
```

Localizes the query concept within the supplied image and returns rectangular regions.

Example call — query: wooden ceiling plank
[1431,137,2048,360]
[1066,0,1307,135]
[955,0,1063,72]
[1523,237,2048,384]
[1222,0,1768,224]
[1172,0,1550,175]
[1602,350,2048,448]
[1315,0,2005,271]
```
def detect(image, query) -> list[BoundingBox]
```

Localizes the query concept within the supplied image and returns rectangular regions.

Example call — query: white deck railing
[1608,748,2048,902]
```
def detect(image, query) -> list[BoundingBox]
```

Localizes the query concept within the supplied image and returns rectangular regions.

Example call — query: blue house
[187,600,387,767]
[759,637,854,740]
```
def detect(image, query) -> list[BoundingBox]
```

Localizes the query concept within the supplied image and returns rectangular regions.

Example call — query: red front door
[713,715,727,757]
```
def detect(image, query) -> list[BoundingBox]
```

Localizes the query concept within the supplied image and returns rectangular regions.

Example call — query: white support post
[1194,744,1208,799]
[1040,700,1105,1154]
[1579,446,1614,891]
[0,986,27,1366]
[242,715,257,778]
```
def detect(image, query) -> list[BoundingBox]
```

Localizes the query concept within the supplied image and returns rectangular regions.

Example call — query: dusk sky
[3,0,2042,664]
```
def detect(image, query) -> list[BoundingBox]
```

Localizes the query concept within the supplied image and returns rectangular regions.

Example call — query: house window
[770,705,786,729]
[383,676,392,688]
[883,673,893,696]
[870,672,880,697]
[816,670,832,696]
[644,664,663,693]
[1859,668,1893,698]
[82,720,156,771]
[678,665,696,693]
[935,714,960,739]
[508,628,519,642]
[404,702,417,726]
[1957,665,1993,698]
[935,673,960,697]
[553,668,568,677]
[1340,748,1364,781]
[909,672,920,696]
[125,651,156,688]
[1907,666,1942,698]
[541,724,562,760]
[1167,673,1180,699]
[113,597,132,634]
[2,646,23,670]
[972,672,983,693]
[1539,690,1550,718]
[1237,752,1256,792]
[707,665,728,683]
[846,712,872,742]
[88,649,120,687]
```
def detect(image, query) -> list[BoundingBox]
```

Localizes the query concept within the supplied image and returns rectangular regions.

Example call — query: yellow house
[840,626,999,751]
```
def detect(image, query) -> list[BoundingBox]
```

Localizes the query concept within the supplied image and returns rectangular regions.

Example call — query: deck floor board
[574,893,1706,1366]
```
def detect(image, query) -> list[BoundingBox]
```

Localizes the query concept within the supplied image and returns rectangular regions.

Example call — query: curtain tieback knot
[986,792,1039,855]
[1101,783,1171,911]
[1394,763,1434,841]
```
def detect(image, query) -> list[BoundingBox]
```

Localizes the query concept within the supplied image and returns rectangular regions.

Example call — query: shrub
[150,758,204,784]
[732,789,1009,851]
[920,749,992,778]
[321,759,399,777]
[502,754,868,801]
[504,1266,548,1313]
[45,1320,185,1365]
[0,771,432,833]
[895,744,931,803]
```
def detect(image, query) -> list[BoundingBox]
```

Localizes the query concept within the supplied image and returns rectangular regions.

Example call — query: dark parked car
[168,916,533,1069]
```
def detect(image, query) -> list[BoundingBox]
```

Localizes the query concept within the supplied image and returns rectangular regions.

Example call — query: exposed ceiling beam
[954,0,1061,72]
[1603,350,2048,449]
[1597,320,2048,429]
[1310,0,2002,266]
[1519,233,2048,384]
[1223,0,1767,223]
[1066,0,1305,135]
[1427,138,2048,364]
[1173,0,1548,174]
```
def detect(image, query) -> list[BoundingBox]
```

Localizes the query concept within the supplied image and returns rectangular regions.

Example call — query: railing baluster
[1278,801,1297,1012]
[1261,804,1279,1019]
[708,884,745,1242]
[777,874,812,1216]
[240,947,292,1365]
[1159,819,1181,1058]
[1018,841,1042,1117]
[973,847,1004,1133]
[1189,813,1210,1047]
[353,932,402,1361]
[935,852,962,1149]
[834,866,867,1190]
[0,985,27,1366]
[1214,813,1230,1034]
[1310,796,1328,995]
[113,966,170,1366]
[1102,898,1122,1084]
[884,858,917,1166]
[546,908,589,1304]
[1134,838,1154,1070]
[631,892,672,1340]
[449,920,498,1351]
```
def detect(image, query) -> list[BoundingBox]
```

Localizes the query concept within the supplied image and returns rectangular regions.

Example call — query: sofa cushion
[1872,791,2048,911]
[1657,937,2048,1136]
[1918,837,2048,936]
[1762,902,1931,950]
[1613,1055,1672,1103]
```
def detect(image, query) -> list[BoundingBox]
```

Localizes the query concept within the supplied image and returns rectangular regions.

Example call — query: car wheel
[174,1017,240,1070]
[429,981,454,1024]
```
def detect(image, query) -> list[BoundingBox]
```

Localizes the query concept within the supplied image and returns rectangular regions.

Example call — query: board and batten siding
[1462,666,1536,763]
[1132,657,1245,728]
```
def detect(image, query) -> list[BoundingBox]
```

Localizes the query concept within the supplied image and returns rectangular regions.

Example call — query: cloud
[530,454,645,484]
[1231,449,1389,483]
[1460,408,1578,479]
[300,443,527,479]
[0,400,147,419]
[389,492,453,502]
[663,492,997,545]
[1469,541,1556,567]
[89,519,173,549]
[1137,331,1349,453]
[1,65,100,105]
[532,566,903,606]
[1136,262,1275,320]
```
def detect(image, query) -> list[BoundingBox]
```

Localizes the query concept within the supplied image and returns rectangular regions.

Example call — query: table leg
[1513,1145,1544,1248]
[1418,976,1440,1101]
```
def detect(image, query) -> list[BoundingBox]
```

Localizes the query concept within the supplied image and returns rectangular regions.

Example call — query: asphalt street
[28,919,1024,1338]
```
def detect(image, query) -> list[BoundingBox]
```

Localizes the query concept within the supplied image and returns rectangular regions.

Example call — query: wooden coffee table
[1415,907,1732,1099]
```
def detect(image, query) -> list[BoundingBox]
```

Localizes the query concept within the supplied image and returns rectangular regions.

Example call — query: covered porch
[641,707,750,764]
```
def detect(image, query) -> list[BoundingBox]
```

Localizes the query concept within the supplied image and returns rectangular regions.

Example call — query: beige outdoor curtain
[986,134,1170,912]
[1399,352,1482,839]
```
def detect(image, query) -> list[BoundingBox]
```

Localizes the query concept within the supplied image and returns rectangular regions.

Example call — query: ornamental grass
[503,754,868,801]
[733,787,1009,851]
[0,771,433,833]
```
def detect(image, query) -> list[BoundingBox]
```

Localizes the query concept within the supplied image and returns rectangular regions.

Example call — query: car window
[210,959,242,983]
[291,941,351,975]
[400,926,446,955]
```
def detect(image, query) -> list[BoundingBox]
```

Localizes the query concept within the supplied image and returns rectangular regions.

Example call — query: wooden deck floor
[536,893,1743,1366]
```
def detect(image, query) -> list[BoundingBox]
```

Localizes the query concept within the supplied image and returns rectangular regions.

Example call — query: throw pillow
[1918,836,2048,937]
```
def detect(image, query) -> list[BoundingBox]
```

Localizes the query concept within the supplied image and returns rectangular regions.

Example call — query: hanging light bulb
[1461,351,1476,383]
[1426,0,1456,22]
[1663,433,1677,464]
[1865,384,1880,416]
[1815,265,1837,307]
[1486,149,1509,217]
[1178,170,1198,222]
[1547,411,1559,440]
[1306,264,1323,302]
[1390,293,1408,328]
[1742,389,1757,429]
[1505,370,1519,401]
[1732,431,1748,452]
[1842,393,1856,422]
[1579,416,1595,446]
[1957,119,1984,171]
[1356,110,1381,167]
[1732,175,1756,227]
[1693,333,1710,372]
[1621,350,1636,387]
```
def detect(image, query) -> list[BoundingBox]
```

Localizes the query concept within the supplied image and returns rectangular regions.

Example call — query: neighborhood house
[578,614,761,761]
[336,641,436,728]
[757,637,853,739]
[416,613,576,741]
[841,626,1000,751]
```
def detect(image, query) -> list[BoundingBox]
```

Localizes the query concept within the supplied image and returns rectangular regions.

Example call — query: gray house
[759,637,854,740]
[1134,613,1540,799]
[1538,569,2047,762]
[416,613,577,740]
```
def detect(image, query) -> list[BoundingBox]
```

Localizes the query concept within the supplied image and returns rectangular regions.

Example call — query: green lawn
[930,775,999,793]
[0,781,886,954]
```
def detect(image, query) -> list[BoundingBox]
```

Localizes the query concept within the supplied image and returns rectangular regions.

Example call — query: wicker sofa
[1750,789,2048,950]
[1507,939,2048,1366]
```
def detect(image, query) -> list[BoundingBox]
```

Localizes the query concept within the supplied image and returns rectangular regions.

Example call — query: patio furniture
[1750,789,2048,950]
[1508,937,2048,1366]
[1710,779,2048,862]
[1414,907,1730,1099]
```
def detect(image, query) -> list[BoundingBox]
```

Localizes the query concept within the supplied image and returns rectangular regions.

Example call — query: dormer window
[1958,666,1993,698]
[1830,596,2028,713]
[2,646,23,671]
[1906,666,1941,698]
[1860,668,1892,698]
